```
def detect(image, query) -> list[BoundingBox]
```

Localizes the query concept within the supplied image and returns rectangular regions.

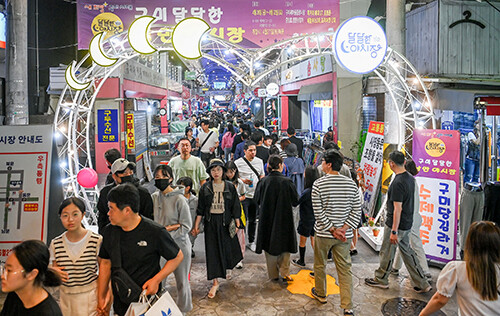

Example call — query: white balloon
[172,17,210,59]
[89,32,118,67]
[128,16,157,55]
[65,61,90,91]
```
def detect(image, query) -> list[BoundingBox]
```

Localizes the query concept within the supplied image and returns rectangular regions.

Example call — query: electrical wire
[484,0,500,14]
[28,43,78,50]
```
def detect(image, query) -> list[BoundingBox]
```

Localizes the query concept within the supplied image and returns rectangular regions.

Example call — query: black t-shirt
[0,292,62,316]
[386,172,415,231]
[99,217,180,315]
[256,146,270,164]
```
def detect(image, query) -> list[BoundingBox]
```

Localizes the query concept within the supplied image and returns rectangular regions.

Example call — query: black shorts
[297,221,315,237]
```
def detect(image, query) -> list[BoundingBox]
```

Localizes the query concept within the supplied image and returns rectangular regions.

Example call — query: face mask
[119,175,134,184]
[155,178,171,191]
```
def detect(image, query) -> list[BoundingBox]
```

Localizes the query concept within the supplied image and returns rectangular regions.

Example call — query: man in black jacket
[97,158,154,233]
[287,127,304,159]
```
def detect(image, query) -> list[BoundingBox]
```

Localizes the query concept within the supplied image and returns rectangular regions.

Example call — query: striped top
[50,230,102,294]
[312,174,362,239]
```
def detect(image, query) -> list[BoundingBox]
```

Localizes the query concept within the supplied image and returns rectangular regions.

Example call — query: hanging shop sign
[334,16,387,74]
[359,121,384,216]
[126,113,135,149]
[281,55,333,85]
[413,129,460,263]
[77,0,340,49]
[97,109,119,142]
[313,100,333,108]
[0,125,53,262]
[266,83,279,96]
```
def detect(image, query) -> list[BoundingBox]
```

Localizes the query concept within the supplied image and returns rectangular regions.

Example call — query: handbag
[110,228,143,306]
[229,218,237,238]
[144,291,183,316]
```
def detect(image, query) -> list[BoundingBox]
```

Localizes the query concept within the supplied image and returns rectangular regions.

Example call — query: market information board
[413,130,460,263]
[360,121,384,216]
[0,126,53,262]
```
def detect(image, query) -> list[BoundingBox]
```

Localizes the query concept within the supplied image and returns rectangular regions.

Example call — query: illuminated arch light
[89,32,118,67]
[171,17,210,59]
[128,16,157,55]
[65,61,91,91]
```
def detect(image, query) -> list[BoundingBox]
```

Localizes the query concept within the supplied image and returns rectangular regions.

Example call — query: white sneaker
[248,242,256,252]
[236,261,243,269]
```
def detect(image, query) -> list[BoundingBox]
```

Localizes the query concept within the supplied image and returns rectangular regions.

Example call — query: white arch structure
[55,21,435,224]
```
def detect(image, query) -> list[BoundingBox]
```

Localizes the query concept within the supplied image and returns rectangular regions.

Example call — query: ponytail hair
[13,240,62,287]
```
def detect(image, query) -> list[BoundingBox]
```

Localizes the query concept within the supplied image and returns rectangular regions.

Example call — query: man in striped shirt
[310,149,361,316]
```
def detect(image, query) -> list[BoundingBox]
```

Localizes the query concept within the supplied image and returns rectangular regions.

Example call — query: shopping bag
[124,291,151,316]
[144,291,182,316]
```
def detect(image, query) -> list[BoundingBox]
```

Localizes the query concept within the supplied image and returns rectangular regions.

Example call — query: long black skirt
[204,214,243,280]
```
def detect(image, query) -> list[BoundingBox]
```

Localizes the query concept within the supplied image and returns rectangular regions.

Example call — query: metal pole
[6,0,29,125]
[491,116,498,182]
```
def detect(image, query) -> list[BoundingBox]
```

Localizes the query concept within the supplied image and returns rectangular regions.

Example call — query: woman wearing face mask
[1,240,62,316]
[151,164,193,313]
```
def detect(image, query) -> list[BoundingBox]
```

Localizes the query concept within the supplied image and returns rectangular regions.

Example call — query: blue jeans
[464,158,480,183]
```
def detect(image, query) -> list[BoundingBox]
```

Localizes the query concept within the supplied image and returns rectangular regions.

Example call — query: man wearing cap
[168,138,208,194]
[97,158,154,233]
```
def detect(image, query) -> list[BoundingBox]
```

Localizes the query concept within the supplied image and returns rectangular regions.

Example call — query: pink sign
[77,0,340,49]
[412,129,460,263]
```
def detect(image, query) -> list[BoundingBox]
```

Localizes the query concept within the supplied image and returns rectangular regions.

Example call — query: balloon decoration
[77,168,98,188]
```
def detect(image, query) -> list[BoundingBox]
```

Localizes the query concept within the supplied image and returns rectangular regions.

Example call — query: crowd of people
[1,111,499,316]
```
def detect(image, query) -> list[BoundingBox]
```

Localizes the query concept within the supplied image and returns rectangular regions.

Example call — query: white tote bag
[124,291,150,316]
[144,291,182,316]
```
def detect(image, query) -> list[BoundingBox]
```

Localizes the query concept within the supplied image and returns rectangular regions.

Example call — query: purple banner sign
[77,0,340,49]
[412,129,460,263]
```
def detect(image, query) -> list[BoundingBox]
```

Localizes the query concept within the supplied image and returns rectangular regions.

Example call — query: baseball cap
[111,158,136,174]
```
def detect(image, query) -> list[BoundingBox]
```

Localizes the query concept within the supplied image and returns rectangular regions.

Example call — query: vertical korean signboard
[97,109,118,142]
[0,126,53,263]
[360,121,384,216]
[126,113,135,150]
[413,130,460,263]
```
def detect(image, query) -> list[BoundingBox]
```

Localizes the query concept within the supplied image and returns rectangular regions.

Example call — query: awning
[297,81,332,101]
[435,88,500,113]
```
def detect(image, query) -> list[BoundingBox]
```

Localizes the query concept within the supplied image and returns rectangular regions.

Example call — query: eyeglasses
[0,263,24,280]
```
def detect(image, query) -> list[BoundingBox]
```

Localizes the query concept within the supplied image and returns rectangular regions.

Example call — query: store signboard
[313,100,332,108]
[76,0,340,49]
[334,16,387,74]
[359,121,384,216]
[126,113,135,149]
[413,129,460,263]
[0,125,53,263]
[281,54,333,85]
[97,109,119,142]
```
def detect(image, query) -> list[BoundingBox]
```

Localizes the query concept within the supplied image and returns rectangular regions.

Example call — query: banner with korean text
[360,121,384,216]
[77,0,340,49]
[413,129,460,263]
[0,126,53,263]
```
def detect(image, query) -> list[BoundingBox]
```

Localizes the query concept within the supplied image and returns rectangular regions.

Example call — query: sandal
[208,283,219,299]
[282,275,293,282]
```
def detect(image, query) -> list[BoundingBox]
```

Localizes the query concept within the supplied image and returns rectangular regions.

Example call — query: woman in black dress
[192,159,243,299]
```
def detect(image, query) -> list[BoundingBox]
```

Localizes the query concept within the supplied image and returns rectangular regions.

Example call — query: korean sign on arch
[413,130,460,263]
[77,0,340,49]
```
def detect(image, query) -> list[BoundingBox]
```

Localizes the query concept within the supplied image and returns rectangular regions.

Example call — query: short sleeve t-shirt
[386,172,415,230]
[99,217,180,290]
[0,292,62,316]
[436,261,500,316]
[209,182,225,214]
[198,130,218,153]
[168,155,209,193]
[234,157,264,199]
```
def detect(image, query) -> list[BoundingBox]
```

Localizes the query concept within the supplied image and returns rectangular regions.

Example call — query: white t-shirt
[234,157,264,199]
[198,130,218,153]
[437,261,500,316]
[49,230,92,263]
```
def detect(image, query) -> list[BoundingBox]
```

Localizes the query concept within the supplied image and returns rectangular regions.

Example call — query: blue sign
[97,109,118,142]
[441,121,454,130]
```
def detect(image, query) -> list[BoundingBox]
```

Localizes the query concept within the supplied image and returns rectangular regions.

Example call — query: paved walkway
[168,233,459,316]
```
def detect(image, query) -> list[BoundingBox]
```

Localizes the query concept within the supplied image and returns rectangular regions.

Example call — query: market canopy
[297,81,333,101]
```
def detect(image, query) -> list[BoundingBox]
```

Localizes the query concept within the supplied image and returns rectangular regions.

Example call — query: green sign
[185,71,196,80]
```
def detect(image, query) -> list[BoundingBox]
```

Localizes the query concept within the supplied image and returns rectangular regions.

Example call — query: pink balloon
[77,168,98,188]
